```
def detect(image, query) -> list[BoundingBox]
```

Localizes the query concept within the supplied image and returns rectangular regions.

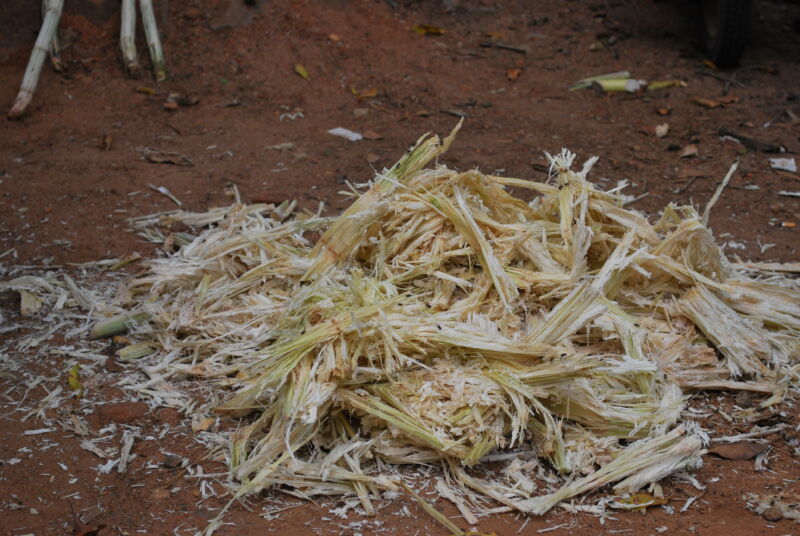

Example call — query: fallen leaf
[702,59,718,70]
[328,33,341,42]
[413,24,446,36]
[648,79,687,91]
[294,63,309,80]
[163,100,179,110]
[569,70,631,91]
[144,150,193,166]
[679,144,698,158]
[415,110,432,117]
[136,86,156,95]
[362,130,383,140]
[366,153,380,164]
[596,78,643,92]
[655,123,669,138]
[350,86,378,99]
[484,31,504,39]
[717,95,739,104]
[68,364,84,399]
[708,440,770,460]
[612,491,668,511]
[506,68,522,81]
[693,95,738,109]
[192,416,215,432]
[656,107,671,116]
[692,96,721,109]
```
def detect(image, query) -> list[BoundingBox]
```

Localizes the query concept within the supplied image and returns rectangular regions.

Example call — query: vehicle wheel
[702,0,752,67]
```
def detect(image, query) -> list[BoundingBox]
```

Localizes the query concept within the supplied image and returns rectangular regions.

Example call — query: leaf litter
[3,123,800,533]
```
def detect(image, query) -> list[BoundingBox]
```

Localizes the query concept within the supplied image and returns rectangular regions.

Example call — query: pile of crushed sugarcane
[100,123,799,530]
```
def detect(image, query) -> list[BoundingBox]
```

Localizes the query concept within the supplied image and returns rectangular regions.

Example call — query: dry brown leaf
[413,24,446,35]
[192,416,215,432]
[693,95,738,109]
[350,87,378,99]
[693,96,721,109]
[612,491,668,511]
[707,440,770,460]
[717,95,739,104]
[679,144,698,158]
[506,68,522,81]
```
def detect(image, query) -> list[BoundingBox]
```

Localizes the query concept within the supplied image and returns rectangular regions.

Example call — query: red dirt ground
[1,0,799,535]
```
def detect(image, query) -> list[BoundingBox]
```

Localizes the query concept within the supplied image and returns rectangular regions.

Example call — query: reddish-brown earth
[1,1,799,535]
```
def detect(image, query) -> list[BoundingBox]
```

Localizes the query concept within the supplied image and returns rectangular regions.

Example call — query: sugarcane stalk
[8,0,64,118]
[42,0,63,72]
[120,0,140,75]
[90,312,151,340]
[138,0,166,81]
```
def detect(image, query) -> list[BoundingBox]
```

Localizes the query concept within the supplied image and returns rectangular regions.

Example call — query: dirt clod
[762,506,784,522]
[97,402,149,424]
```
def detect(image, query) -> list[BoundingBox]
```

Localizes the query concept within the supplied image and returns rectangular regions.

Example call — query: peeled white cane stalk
[41,0,63,72]
[120,0,140,74]
[8,0,64,118]
[138,0,166,81]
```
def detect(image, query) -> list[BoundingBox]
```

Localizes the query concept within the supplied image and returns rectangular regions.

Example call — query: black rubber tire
[702,0,752,67]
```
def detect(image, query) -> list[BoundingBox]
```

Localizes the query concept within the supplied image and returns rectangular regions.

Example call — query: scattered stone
[763,506,784,522]
[161,453,182,469]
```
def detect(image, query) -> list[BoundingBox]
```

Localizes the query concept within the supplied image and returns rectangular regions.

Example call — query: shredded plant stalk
[85,125,798,529]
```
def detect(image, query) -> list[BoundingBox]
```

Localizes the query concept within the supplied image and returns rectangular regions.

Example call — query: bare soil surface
[1,1,799,535]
